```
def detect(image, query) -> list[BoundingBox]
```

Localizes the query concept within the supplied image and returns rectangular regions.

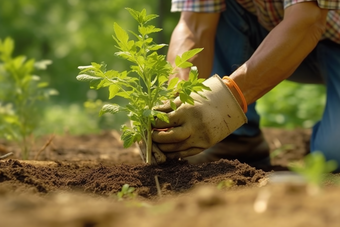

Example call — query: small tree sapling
[288,151,338,195]
[0,37,58,159]
[77,8,210,164]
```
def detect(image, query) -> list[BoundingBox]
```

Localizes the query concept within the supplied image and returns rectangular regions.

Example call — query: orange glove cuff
[222,76,248,113]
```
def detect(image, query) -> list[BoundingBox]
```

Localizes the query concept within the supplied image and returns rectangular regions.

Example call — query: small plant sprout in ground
[217,179,234,190]
[288,151,338,195]
[117,184,136,201]
[77,8,210,164]
[0,37,58,159]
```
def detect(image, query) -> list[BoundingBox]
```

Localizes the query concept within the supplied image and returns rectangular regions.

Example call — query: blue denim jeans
[213,0,340,169]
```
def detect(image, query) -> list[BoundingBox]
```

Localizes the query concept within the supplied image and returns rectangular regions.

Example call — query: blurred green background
[0,0,325,136]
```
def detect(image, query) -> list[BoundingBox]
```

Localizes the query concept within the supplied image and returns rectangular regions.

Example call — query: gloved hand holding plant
[152,75,247,160]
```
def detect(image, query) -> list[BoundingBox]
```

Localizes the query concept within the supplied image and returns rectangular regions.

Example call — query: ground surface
[0,128,339,227]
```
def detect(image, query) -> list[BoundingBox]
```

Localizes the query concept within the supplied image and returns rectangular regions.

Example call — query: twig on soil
[155,175,162,197]
[34,134,55,160]
[0,152,13,160]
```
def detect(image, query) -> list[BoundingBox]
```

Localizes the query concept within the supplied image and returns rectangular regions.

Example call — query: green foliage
[0,37,57,159]
[117,184,136,201]
[36,103,102,136]
[288,152,338,192]
[257,81,325,129]
[77,8,209,163]
[270,144,294,159]
[0,1,176,104]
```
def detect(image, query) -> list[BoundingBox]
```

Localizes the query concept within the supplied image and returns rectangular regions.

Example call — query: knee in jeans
[311,137,340,167]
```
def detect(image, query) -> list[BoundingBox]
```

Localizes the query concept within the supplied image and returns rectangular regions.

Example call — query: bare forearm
[231,2,328,104]
[167,12,220,81]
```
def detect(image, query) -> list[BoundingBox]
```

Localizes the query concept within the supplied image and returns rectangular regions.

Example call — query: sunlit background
[0,0,325,138]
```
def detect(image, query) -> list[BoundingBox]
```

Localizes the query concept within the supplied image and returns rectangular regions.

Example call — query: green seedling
[0,37,57,159]
[217,179,234,190]
[288,151,338,194]
[117,184,136,201]
[77,8,209,163]
[270,144,294,159]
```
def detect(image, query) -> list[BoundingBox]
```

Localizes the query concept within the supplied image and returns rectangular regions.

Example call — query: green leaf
[121,184,130,193]
[121,128,136,148]
[91,62,103,70]
[37,82,49,88]
[78,65,93,70]
[174,56,192,69]
[126,8,158,25]
[115,51,135,62]
[138,25,162,36]
[139,9,147,23]
[113,22,130,50]
[104,69,120,79]
[144,14,159,23]
[45,88,59,96]
[90,80,105,90]
[34,59,52,70]
[152,110,169,123]
[182,48,203,61]
[127,186,135,193]
[99,104,120,116]
[175,48,203,68]
[148,44,167,51]
[168,77,179,90]
[170,101,177,110]
[179,92,194,105]
[157,74,168,86]
[2,37,14,57]
[125,8,139,22]
[108,84,120,99]
[76,74,101,82]
[142,109,152,118]
[116,90,134,99]
[13,55,26,69]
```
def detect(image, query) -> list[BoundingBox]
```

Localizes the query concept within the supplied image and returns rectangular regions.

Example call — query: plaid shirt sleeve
[284,0,340,44]
[284,0,340,9]
[171,0,226,12]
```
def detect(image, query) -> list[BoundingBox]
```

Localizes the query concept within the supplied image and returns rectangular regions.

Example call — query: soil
[1,127,340,227]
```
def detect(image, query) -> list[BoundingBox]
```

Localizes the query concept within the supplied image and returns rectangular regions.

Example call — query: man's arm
[167,12,220,81]
[231,2,329,105]
[152,2,330,159]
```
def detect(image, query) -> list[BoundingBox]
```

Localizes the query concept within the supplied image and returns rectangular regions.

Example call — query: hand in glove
[152,75,248,159]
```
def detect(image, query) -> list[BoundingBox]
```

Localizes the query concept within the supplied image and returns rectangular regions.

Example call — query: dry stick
[154,175,162,197]
[34,134,55,160]
[0,152,13,160]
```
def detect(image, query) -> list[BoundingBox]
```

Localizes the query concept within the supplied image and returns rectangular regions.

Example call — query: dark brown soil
[1,128,339,227]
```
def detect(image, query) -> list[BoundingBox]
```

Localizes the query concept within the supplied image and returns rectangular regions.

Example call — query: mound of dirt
[2,128,338,227]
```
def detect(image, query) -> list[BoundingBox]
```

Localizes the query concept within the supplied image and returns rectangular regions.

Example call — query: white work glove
[152,74,247,160]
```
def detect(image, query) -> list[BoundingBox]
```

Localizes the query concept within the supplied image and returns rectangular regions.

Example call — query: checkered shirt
[171,0,340,44]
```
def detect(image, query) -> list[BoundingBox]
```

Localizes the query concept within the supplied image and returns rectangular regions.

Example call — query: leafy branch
[77,8,210,164]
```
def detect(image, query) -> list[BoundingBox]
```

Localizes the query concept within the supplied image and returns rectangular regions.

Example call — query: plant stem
[146,119,152,164]
[141,23,153,164]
